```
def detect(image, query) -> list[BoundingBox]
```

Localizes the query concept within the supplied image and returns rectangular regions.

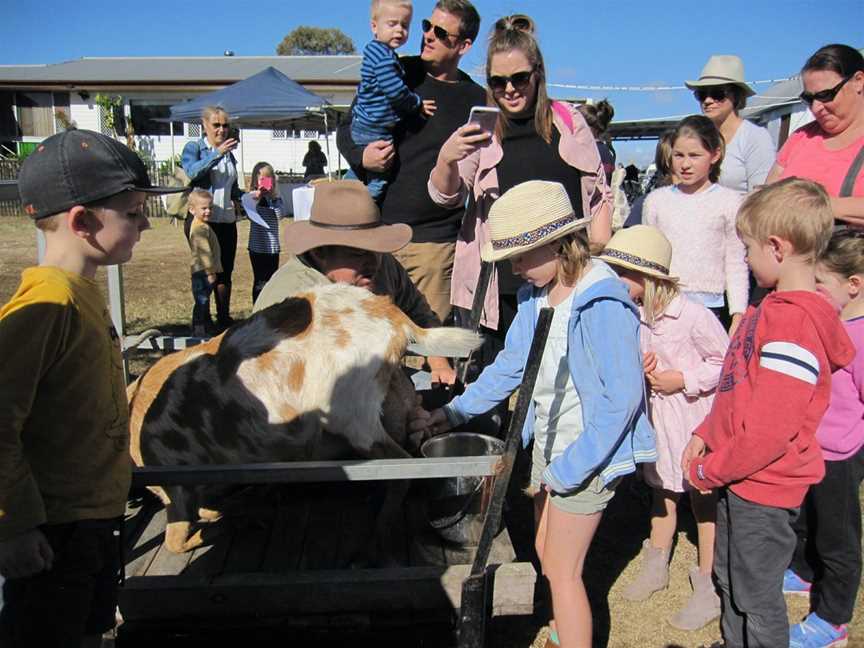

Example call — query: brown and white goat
[128,283,481,554]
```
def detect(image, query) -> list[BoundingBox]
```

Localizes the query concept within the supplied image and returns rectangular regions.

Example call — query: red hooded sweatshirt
[689,291,855,508]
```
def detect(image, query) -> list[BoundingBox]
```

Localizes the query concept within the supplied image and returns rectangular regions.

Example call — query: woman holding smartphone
[428,14,612,337]
[181,106,244,329]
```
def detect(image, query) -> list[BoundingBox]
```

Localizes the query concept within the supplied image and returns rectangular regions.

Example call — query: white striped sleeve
[759,341,820,385]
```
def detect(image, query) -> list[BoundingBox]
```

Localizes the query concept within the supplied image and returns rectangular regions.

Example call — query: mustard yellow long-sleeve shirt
[0,267,131,541]
[189,219,223,275]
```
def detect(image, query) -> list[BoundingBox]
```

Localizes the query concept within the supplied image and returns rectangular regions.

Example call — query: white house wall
[67,92,349,180]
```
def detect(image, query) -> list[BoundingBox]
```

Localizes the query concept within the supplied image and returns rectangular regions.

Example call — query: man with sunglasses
[686,55,775,195]
[337,0,485,326]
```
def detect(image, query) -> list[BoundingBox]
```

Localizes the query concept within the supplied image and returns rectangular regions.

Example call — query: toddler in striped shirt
[351,0,436,201]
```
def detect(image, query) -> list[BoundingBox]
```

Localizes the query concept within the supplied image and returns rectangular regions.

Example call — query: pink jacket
[427,103,612,329]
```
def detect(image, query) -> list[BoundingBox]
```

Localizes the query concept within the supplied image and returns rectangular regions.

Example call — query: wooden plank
[124,507,166,579]
[220,498,277,574]
[120,562,535,622]
[261,494,310,572]
[336,488,376,569]
[298,492,343,570]
[183,524,234,581]
[146,537,193,577]
[131,456,500,488]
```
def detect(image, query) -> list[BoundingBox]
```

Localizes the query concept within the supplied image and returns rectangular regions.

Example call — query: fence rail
[0,158,173,219]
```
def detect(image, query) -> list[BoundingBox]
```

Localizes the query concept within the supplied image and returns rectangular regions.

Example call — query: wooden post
[457,307,554,648]
[107,264,129,382]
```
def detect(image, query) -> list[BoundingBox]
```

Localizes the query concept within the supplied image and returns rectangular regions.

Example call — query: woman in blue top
[247,161,285,306]
[415,180,655,648]
[181,106,245,329]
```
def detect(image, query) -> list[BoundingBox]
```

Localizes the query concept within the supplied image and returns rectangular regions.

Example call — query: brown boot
[621,539,670,601]
[668,566,721,631]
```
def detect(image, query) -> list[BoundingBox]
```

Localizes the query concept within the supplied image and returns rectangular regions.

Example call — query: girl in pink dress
[599,225,729,631]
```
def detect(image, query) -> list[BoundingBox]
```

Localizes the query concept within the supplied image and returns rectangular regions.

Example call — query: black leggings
[249,251,279,306]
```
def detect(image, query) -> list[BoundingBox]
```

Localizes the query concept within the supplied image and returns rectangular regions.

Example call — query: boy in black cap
[0,129,181,647]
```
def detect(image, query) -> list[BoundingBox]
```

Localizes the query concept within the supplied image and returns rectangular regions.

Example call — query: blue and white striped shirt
[352,40,421,130]
[247,196,285,255]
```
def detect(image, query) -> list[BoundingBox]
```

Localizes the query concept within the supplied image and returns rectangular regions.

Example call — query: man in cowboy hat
[254,179,456,384]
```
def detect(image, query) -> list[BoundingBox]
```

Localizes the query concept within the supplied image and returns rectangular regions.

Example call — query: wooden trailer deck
[119,483,535,632]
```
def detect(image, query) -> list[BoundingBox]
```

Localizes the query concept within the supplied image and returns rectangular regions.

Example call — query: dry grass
[1,215,862,647]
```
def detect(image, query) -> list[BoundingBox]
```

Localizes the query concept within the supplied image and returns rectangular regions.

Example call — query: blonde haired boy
[682,177,856,646]
[0,129,180,647]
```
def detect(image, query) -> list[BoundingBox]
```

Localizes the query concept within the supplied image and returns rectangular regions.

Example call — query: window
[129,104,184,136]
[17,92,53,137]
[98,105,112,135]
[272,129,288,139]
[187,123,201,138]
[53,92,71,132]
[0,92,16,138]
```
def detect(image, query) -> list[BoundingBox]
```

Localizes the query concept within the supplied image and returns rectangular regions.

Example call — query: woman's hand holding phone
[439,123,492,164]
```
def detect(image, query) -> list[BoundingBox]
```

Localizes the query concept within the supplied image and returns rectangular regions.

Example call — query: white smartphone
[467,106,500,134]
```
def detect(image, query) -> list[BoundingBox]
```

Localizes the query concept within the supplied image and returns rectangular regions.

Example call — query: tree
[276,26,356,56]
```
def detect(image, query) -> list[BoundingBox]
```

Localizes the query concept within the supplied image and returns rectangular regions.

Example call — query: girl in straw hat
[415,180,655,648]
[598,225,729,631]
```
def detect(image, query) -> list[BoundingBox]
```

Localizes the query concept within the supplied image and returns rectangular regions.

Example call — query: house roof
[0,56,362,86]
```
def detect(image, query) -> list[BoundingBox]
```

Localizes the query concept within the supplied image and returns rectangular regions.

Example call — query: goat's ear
[260,296,314,339]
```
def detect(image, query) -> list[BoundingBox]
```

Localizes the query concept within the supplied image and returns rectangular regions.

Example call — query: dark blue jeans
[191,271,213,326]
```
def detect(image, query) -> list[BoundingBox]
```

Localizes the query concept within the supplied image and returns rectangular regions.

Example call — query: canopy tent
[168,66,332,129]
[167,66,340,177]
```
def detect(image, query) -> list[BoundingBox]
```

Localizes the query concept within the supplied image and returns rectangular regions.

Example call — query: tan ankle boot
[622,539,670,601]
[668,566,721,630]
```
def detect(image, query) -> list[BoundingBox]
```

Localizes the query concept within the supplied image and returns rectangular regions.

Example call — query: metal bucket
[420,432,504,546]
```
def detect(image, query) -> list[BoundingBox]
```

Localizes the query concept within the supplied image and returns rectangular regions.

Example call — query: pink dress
[641,295,729,492]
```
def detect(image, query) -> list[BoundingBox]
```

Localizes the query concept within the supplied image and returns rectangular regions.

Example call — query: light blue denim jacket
[445,264,657,493]
[180,138,243,200]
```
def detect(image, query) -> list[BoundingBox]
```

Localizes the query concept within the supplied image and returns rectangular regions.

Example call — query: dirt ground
[1,214,862,647]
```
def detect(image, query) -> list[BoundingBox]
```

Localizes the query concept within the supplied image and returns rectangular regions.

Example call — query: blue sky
[4,0,862,165]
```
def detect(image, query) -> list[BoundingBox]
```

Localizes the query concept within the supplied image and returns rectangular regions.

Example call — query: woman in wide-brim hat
[253,179,456,383]
[418,180,656,648]
[687,54,775,193]
[599,225,729,631]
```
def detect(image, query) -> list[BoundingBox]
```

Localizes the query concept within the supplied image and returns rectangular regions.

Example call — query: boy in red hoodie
[682,178,855,648]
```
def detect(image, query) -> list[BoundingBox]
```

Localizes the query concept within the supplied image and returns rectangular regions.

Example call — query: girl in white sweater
[644,115,749,335]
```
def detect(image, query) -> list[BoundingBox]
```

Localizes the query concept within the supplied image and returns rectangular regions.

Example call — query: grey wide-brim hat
[685,55,756,98]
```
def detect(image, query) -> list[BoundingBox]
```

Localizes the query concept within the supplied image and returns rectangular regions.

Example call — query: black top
[497,116,584,215]
[496,116,585,294]
[302,151,327,177]
[337,57,487,243]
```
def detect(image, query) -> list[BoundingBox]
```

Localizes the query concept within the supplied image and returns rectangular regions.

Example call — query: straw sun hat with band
[597,225,679,283]
[480,180,593,263]
[283,179,412,255]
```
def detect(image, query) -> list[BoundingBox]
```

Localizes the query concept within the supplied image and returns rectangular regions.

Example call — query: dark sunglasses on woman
[421,18,460,44]
[494,14,534,33]
[799,74,854,106]
[694,87,730,103]
[488,70,534,92]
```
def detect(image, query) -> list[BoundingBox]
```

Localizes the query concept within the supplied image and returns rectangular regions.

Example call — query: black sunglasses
[488,70,534,92]
[209,122,230,129]
[694,87,730,103]
[422,18,460,43]
[800,75,853,106]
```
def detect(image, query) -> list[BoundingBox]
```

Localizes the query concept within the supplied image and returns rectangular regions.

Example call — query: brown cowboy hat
[284,179,412,255]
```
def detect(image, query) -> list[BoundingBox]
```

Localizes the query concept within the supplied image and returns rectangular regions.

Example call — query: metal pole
[453,261,494,390]
[169,120,176,171]
[323,110,332,179]
[457,307,554,648]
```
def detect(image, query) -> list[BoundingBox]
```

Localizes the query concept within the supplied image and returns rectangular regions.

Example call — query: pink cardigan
[427,103,612,330]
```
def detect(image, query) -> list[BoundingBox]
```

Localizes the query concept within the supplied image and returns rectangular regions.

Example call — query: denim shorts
[0,517,123,645]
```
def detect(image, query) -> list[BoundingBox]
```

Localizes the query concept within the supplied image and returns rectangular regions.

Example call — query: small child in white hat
[414,180,656,648]
[598,225,729,631]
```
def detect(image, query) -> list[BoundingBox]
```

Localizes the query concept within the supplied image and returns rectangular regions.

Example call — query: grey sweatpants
[714,488,799,648]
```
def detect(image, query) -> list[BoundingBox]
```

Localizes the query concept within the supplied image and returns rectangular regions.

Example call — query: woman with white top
[687,55,776,194]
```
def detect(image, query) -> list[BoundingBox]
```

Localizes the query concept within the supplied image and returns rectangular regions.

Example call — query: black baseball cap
[18,128,184,220]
